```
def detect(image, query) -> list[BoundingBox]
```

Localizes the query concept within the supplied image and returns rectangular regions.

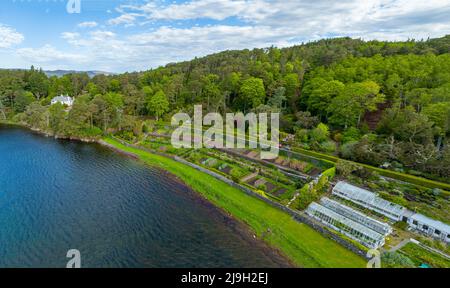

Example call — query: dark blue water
[0,125,289,268]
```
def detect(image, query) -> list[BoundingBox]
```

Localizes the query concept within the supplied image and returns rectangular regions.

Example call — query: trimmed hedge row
[292,147,450,191]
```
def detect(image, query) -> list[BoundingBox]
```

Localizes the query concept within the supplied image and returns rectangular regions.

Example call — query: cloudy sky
[0,0,450,72]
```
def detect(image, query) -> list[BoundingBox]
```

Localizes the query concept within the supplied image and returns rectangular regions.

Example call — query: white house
[51,95,74,106]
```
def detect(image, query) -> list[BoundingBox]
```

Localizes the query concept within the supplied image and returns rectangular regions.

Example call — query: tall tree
[147,90,169,120]
[238,77,266,111]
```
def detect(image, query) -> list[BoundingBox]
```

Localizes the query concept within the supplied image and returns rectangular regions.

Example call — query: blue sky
[1,0,450,72]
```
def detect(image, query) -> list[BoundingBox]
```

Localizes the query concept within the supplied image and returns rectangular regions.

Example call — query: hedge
[291,147,450,191]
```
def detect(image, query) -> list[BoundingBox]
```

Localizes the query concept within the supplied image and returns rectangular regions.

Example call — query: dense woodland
[1,36,449,182]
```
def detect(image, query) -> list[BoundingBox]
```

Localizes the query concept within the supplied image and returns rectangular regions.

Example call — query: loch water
[0,125,289,268]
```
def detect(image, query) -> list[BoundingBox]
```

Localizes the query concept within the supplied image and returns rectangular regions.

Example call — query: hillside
[44,70,115,78]
[1,35,449,183]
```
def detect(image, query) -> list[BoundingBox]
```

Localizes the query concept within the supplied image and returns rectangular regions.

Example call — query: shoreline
[101,137,366,267]
[99,138,294,267]
[1,122,366,267]
[0,123,293,267]
[161,168,296,268]
[0,121,100,143]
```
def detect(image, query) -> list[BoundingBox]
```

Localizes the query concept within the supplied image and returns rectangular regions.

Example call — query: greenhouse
[332,181,406,221]
[407,213,450,243]
[306,202,386,249]
[320,197,393,236]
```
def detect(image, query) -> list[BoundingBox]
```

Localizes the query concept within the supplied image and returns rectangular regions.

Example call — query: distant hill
[44,70,115,78]
[0,68,115,78]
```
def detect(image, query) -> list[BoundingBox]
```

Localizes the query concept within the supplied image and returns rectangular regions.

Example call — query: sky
[0,0,450,73]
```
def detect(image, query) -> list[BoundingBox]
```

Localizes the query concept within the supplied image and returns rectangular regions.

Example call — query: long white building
[320,197,393,236]
[331,181,450,244]
[306,202,386,249]
[407,213,450,243]
[332,181,406,221]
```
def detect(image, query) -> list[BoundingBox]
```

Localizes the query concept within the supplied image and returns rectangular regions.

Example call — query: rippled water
[0,125,289,268]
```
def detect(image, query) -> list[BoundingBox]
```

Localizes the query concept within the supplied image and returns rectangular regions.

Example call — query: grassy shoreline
[102,137,366,268]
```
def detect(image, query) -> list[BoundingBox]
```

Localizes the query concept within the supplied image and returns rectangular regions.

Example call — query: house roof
[52,95,73,102]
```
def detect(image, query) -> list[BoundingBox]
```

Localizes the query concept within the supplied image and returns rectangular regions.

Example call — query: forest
[1,35,449,183]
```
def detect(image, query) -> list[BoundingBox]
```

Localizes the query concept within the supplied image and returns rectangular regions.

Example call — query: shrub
[322,167,336,180]
[257,184,267,192]
[342,127,361,143]
[297,184,318,210]
[321,140,337,153]
[230,168,247,182]
[117,130,134,141]
[80,126,103,137]
[340,141,358,159]
[381,252,415,268]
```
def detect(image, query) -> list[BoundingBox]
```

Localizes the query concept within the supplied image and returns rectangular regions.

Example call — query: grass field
[103,137,366,268]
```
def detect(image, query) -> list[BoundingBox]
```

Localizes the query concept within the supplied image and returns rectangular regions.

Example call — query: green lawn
[103,137,366,268]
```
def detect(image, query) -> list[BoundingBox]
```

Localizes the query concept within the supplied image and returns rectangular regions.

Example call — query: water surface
[0,125,289,268]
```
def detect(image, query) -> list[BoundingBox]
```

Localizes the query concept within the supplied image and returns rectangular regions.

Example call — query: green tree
[238,77,266,110]
[24,66,49,100]
[378,106,434,143]
[14,91,35,113]
[109,79,121,92]
[423,102,450,136]
[147,90,169,120]
[68,99,91,132]
[423,102,450,148]
[307,80,344,119]
[24,102,47,129]
[0,98,6,119]
[268,87,286,110]
[202,74,222,111]
[284,73,300,109]
[49,102,66,134]
[310,123,330,143]
[328,81,385,128]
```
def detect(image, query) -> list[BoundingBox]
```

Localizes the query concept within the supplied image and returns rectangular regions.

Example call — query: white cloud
[61,32,80,41]
[131,0,249,21]
[17,45,87,64]
[0,24,24,48]
[13,0,450,72]
[108,13,140,27]
[112,0,450,41]
[77,21,98,28]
